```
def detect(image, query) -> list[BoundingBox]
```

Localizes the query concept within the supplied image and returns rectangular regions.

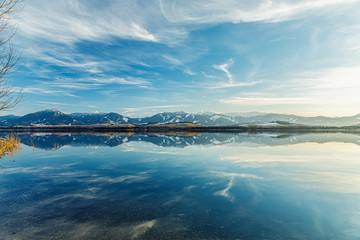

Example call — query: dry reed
[0,135,21,159]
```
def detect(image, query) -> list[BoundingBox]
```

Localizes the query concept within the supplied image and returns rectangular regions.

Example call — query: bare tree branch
[0,0,21,112]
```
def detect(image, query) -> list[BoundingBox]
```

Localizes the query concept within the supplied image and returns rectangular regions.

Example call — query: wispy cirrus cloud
[30,53,104,74]
[183,69,196,75]
[17,0,357,47]
[17,1,159,44]
[122,105,189,117]
[21,75,152,100]
[220,97,310,105]
[123,104,188,112]
[162,55,183,65]
[46,75,151,89]
[213,58,234,83]
[159,0,359,24]
[21,87,79,97]
[91,77,151,87]
[35,101,78,107]
[207,81,261,89]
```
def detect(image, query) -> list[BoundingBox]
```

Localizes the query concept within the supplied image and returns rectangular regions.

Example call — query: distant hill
[1,109,360,127]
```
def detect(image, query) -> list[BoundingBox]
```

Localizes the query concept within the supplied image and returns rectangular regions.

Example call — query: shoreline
[0,125,359,134]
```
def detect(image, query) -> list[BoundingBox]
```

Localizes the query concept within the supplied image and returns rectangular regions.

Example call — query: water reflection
[0,133,359,239]
[5,132,360,150]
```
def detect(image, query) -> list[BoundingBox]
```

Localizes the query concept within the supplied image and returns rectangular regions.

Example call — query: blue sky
[7,0,360,117]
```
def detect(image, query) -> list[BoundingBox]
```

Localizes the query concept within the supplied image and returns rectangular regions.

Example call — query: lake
[1,132,360,239]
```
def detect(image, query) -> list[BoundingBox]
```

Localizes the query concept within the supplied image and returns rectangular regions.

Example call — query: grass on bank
[0,135,21,159]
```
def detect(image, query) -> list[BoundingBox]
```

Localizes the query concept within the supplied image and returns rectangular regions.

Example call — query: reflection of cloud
[184,185,196,191]
[37,193,98,207]
[248,179,263,204]
[1,217,158,240]
[0,166,58,174]
[163,195,184,206]
[211,171,262,180]
[213,172,263,202]
[220,142,360,193]
[122,147,183,155]
[131,220,157,238]
[121,144,190,155]
[286,170,360,194]
[215,176,235,201]
[220,155,311,163]
[87,174,151,184]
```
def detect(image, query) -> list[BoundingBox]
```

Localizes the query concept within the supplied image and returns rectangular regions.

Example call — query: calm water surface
[0,133,360,239]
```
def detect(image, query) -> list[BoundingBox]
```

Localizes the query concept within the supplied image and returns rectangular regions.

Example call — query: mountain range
[1,109,360,127]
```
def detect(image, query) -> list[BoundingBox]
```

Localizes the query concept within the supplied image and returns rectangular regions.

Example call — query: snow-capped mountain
[0,109,129,126]
[8,109,76,126]
[69,112,129,125]
[1,109,360,127]
[233,113,360,126]
[133,111,237,126]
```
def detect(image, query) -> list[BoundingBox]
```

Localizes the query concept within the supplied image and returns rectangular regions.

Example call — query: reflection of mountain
[5,132,360,150]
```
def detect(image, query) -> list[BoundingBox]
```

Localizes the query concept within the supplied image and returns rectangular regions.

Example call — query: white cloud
[19,45,118,76]
[91,77,151,86]
[342,24,360,53]
[36,54,102,74]
[123,104,188,112]
[220,97,310,105]
[159,0,359,24]
[22,76,152,99]
[213,58,234,83]
[219,65,360,116]
[208,81,261,89]
[36,101,76,106]
[16,0,357,46]
[183,69,196,75]
[162,55,183,65]
[17,1,159,44]
[39,79,102,91]
[122,104,188,117]
[21,87,78,97]
[291,65,360,90]
[277,65,360,108]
